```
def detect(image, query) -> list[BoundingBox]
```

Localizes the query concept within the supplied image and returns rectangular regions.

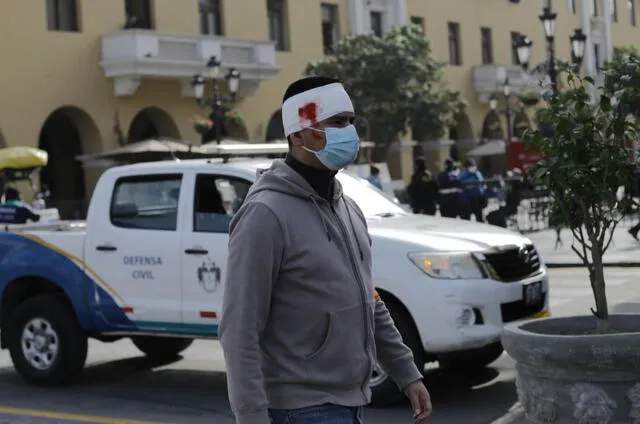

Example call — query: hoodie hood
[247,159,343,204]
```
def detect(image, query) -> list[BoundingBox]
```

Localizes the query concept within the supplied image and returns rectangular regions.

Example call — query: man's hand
[404,379,432,423]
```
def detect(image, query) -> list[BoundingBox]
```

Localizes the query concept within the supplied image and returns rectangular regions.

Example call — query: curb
[546,262,640,268]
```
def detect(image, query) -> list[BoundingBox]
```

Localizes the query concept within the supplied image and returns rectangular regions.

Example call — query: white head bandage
[281,82,354,137]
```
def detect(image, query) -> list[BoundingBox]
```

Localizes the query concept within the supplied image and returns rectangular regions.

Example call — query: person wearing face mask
[459,158,487,222]
[219,76,431,424]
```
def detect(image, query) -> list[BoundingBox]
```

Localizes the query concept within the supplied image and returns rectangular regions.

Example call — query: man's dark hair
[282,76,340,148]
[4,187,19,201]
[370,165,380,176]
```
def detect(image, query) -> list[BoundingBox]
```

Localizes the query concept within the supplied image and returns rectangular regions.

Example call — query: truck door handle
[96,245,117,252]
[185,248,208,255]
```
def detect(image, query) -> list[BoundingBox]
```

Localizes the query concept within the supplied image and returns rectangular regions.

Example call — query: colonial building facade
[0,0,637,215]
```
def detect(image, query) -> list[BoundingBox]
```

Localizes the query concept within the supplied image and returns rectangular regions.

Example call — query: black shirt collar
[285,154,336,202]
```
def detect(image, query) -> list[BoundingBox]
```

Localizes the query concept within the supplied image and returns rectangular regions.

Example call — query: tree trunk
[590,245,610,332]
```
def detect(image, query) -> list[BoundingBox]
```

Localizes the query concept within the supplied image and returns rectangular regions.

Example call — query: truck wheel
[8,293,88,386]
[370,298,425,407]
[438,341,504,370]
[131,336,193,359]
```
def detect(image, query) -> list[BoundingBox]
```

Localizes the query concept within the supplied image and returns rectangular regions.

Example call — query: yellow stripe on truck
[19,233,128,306]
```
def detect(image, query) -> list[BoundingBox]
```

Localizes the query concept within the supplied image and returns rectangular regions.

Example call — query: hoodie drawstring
[342,197,365,262]
[309,195,331,241]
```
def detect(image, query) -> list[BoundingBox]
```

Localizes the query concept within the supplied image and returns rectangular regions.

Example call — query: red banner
[506,140,543,173]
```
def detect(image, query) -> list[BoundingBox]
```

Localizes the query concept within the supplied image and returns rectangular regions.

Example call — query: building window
[611,0,618,21]
[510,31,521,65]
[629,0,637,25]
[46,0,79,32]
[594,44,601,69]
[448,22,461,66]
[199,0,223,35]
[480,27,493,64]
[321,3,339,54]
[568,0,576,14]
[593,0,599,15]
[370,10,383,36]
[124,0,154,29]
[410,16,425,33]
[267,0,289,50]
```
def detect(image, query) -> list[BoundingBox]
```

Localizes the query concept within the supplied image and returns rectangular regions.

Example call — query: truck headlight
[408,252,486,280]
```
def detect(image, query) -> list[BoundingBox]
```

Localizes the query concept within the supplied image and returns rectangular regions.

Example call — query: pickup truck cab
[0,158,550,405]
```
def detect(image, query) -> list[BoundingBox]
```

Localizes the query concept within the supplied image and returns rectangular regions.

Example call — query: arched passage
[513,111,531,139]
[265,109,285,142]
[127,107,181,143]
[449,113,474,161]
[224,119,249,141]
[481,112,504,140]
[38,106,102,219]
[0,129,6,148]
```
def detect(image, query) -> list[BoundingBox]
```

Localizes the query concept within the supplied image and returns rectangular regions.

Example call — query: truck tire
[370,298,425,407]
[131,336,194,359]
[7,293,88,386]
[438,341,504,371]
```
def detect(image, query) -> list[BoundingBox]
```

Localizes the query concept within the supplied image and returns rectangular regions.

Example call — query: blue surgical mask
[303,125,360,171]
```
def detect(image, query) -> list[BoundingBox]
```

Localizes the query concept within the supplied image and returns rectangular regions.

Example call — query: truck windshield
[336,172,408,218]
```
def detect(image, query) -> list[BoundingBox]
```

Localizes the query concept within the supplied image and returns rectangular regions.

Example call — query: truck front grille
[483,244,541,282]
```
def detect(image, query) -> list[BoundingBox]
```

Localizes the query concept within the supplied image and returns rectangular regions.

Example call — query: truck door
[85,173,185,330]
[180,172,252,335]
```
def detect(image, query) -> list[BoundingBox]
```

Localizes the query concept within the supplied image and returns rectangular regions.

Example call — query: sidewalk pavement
[526,226,640,267]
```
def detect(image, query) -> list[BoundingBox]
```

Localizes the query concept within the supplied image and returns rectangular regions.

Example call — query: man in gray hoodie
[219,76,431,424]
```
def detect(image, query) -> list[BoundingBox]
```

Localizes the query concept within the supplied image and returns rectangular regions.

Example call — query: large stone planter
[502,315,640,423]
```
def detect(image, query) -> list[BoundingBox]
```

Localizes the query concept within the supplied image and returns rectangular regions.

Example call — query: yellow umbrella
[0,147,48,170]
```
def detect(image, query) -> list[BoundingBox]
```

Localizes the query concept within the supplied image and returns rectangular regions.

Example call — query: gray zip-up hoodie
[219,160,422,424]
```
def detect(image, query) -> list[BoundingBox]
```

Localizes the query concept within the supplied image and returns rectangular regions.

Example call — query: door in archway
[39,110,87,219]
[127,107,180,143]
[265,110,284,142]
[128,110,161,143]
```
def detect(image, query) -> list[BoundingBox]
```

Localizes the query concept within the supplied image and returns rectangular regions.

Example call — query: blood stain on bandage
[298,102,323,140]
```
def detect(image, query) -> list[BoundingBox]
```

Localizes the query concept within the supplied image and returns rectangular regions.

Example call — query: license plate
[523,281,543,307]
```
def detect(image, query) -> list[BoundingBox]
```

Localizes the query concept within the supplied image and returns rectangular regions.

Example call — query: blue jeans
[269,404,364,424]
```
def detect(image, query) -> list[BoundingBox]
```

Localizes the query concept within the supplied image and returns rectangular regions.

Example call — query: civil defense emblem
[198,258,221,293]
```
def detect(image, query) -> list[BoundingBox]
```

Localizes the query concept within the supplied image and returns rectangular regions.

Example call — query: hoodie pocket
[303,304,368,367]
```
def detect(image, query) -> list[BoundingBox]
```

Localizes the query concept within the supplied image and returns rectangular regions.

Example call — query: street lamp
[191,55,241,145]
[570,28,587,70]
[489,75,515,143]
[514,35,533,70]
[538,6,558,94]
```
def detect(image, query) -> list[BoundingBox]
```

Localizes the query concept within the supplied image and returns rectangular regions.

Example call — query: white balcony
[472,64,542,103]
[100,30,280,97]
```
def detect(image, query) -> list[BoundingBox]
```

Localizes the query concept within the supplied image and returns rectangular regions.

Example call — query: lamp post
[489,79,515,142]
[512,6,587,95]
[191,56,241,145]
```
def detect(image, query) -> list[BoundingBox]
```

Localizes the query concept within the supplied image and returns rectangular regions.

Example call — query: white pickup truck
[0,158,550,405]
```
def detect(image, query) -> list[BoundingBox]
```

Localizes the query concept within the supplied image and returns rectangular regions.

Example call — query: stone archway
[38,107,102,219]
[481,112,504,141]
[265,109,284,142]
[225,119,249,140]
[513,111,531,139]
[449,113,474,161]
[127,107,181,143]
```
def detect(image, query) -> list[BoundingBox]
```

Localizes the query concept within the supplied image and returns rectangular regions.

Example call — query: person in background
[436,158,462,218]
[459,158,487,222]
[0,187,41,224]
[407,157,437,215]
[366,165,383,190]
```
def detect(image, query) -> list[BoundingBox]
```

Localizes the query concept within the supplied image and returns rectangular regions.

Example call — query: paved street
[0,268,637,424]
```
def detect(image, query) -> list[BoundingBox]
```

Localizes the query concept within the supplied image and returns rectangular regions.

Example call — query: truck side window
[110,174,183,231]
[193,174,252,233]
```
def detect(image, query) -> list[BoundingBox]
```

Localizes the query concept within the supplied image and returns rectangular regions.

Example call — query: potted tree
[189,115,214,135]
[517,90,541,107]
[501,70,640,423]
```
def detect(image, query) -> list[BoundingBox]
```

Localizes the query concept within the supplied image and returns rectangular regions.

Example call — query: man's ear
[290,131,303,146]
